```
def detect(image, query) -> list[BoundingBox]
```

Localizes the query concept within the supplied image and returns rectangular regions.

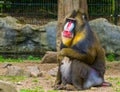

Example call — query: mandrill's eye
[62,18,76,38]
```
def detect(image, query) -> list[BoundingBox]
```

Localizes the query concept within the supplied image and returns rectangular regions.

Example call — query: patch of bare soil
[0,61,120,92]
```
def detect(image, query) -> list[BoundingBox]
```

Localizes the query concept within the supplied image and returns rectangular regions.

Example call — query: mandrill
[54,9,111,90]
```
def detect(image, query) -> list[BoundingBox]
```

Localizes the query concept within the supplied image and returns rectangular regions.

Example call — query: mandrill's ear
[77,9,88,21]
[82,13,88,21]
[70,10,77,18]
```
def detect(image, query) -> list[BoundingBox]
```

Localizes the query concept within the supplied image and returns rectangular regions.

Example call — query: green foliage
[106,53,115,61]
[0,55,4,61]
[4,0,57,3]
[2,0,57,18]
[5,1,11,8]
[0,55,23,62]
[0,4,3,13]
[88,0,114,16]
[27,55,41,60]
[0,4,3,8]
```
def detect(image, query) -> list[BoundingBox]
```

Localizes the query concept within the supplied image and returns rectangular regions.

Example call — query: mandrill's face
[61,10,86,47]
[62,18,76,38]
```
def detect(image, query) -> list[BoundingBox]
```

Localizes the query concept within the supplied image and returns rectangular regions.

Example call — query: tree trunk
[56,0,88,51]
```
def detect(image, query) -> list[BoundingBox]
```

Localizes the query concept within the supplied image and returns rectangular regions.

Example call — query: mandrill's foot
[101,81,112,87]
[95,81,112,87]
[54,84,76,91]
[53,84,66,90]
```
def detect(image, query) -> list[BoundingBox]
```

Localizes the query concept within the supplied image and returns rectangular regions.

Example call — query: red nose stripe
[66,21,72,29]
[63,30,72,38]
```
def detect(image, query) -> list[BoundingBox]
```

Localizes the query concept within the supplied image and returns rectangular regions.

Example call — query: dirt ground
[0,61,120,92]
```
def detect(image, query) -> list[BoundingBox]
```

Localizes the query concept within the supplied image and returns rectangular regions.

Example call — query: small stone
[2,62,12,68]
[26,66,42,77]
[48,67,58,77]
[16,82,23,85]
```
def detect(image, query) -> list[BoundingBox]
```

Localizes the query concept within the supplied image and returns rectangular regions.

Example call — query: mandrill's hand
[57,51,64,62]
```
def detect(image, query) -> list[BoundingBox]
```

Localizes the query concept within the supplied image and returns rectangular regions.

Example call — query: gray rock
[6,66,23,76]
[0,16,120,59]
[2,62,12,68]
[21,24,34,37]
[45,21,57,50]
[89,18,120,59]
[0,16,21,29]
[0,80,17,92]
[48,67,58,77]
[0,16,57,54]
[41,51,58,63]
[6,66,31,77]
[26,66,42,77]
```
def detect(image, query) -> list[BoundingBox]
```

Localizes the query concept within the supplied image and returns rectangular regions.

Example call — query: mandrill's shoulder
[71,29,99,54]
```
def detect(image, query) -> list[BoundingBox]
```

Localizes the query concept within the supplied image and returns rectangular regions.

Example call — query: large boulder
[0,16,57,56]
[0,80,17,92]
[89,18,120,60]
[41,51,58,63]
[0,16,120,59]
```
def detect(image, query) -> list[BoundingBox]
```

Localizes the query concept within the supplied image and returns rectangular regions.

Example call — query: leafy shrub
[106,53,115,61]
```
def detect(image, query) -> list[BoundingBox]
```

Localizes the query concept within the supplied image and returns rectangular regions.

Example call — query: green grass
[107,77,119,81]
[32,79,38,82]
[20,89,42,92]
[20,89,41,92]
[0,75,26,82]
[107,77,120,92]
[19,86,59,92]
[47,90,58,92]
[20,89,58,92]
[106,65,111,69]
[114,89,120,92]
[113,87,120,92]
[0,55,23,62]
[44,76,52,80]
[0,55,41,62]
[116,81,120,85]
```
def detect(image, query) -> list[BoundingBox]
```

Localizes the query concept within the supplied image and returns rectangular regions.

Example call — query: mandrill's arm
[60,48,85,59]
[59,48,95,64]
